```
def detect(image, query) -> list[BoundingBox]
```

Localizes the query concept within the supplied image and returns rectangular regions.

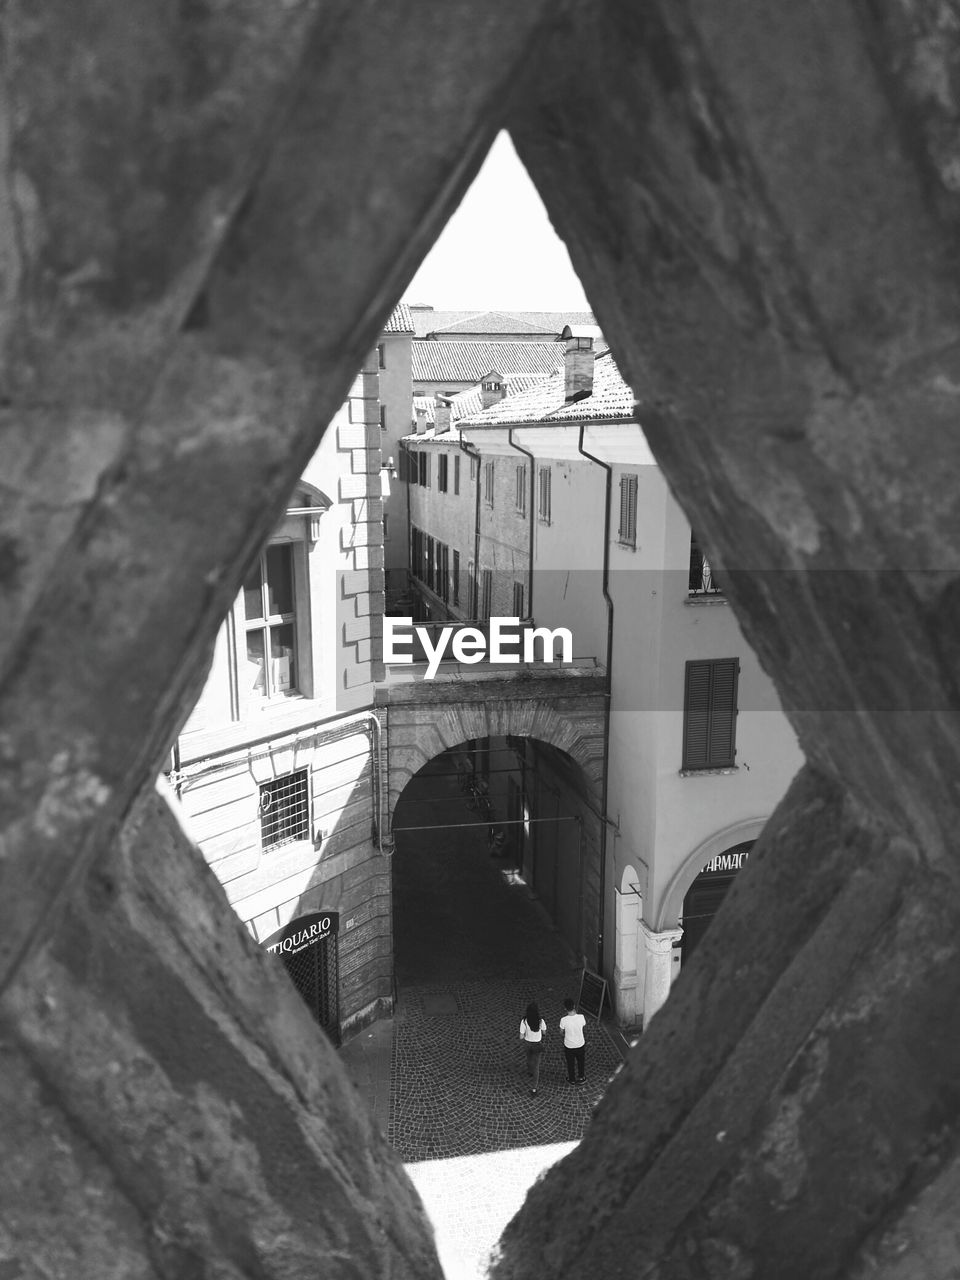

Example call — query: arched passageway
[387,736,622,1163]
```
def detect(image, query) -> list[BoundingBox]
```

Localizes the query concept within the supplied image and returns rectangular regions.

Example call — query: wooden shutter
[619,474,637,545]
[708,659,738,765]
[683,658,738,769]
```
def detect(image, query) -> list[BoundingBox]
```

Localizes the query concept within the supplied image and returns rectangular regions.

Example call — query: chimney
[434,396,452,434]
[564,333,595,402]
[415,404,428,435]
[481,372,506,409]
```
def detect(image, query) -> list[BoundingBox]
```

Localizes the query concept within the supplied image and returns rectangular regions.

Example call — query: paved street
[342,757,627,1278]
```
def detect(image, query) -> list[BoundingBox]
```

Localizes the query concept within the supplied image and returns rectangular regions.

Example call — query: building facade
[405,332,804,1027]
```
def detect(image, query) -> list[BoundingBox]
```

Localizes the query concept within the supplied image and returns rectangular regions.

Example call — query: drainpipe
[577,422,614,976]
[508,428,536,622]
[458,430,482,618]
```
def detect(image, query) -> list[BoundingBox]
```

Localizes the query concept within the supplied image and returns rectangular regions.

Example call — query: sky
[403,132,591,313]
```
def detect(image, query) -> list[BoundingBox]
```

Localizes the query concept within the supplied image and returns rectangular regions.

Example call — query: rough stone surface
[6,1,960,1277]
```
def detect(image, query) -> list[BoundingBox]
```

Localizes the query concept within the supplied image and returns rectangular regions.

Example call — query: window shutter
[683,662,712,769]
[708,659,738,765]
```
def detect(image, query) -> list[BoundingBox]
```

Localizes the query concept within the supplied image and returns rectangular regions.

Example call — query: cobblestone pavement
[389,976,624,1160]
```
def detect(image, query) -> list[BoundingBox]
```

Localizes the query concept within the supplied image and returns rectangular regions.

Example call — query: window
[377,343,386,369]
[379,404,387,430]
[538,466,552,524]
[438,453,449,492]
[453,550,460,606]
[515,463,527,514]
[480,568,493,621]
[682,658,739,770]
[470,456,478,482]
[467,559,476,615]
[689,534,721,595]
[513,581,525,619]
[418,451,429,487]
[484,460,495,507]
[259,768,310,850]
[383,514,389,541]
[425,534,435,590]
[618,473,638,548]
[439,543,450,604]
[243,543,298,700]
[454,454,461,495]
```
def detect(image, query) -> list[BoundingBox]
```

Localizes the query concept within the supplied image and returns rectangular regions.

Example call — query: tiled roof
[408,307,595,338]
[412,340,564,383]
[458,350,635,427]
[382,301,415,334]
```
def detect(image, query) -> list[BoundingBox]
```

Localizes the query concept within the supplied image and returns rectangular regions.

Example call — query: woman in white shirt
[520,1001,547,1096]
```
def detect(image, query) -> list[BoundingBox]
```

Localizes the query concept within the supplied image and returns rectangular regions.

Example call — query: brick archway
[381,676,605,833]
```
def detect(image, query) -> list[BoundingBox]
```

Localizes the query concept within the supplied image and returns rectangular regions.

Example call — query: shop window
[259,768,310,850]
[243,543,299,701]
[682,658,739,770]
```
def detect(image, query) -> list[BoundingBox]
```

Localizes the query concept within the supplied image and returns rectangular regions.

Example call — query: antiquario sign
[261,911,339,957]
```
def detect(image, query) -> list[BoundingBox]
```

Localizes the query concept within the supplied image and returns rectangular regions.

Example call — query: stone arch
[386,695,604,832]
[654,817,768,933]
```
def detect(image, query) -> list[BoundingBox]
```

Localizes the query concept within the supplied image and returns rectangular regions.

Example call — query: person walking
[559,996,587,1084]
[520,1001,547,1096]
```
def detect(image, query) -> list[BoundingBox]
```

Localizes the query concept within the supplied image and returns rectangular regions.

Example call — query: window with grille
[689,534,721,595]
[484,461,495,506]
[243,543,299,701]
[453,550,460,606]
[682,658,739,770]
[618,473,638,548]
[438,453,449,492]
[515,463,527,513]
[538,466,552,524]
[259,768,311,850]
[454,454,461,495]
[513,580,525,619]
[480,568,493,620]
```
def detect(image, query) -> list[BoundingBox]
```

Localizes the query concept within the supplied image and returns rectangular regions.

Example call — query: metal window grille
[689,534,722,594]
[259,769,310,849]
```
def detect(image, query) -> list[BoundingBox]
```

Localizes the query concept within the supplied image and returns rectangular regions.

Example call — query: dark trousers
[564,1045,585,1082]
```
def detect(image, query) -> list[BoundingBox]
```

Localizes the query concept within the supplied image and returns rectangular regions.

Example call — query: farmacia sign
[384,616,573,679]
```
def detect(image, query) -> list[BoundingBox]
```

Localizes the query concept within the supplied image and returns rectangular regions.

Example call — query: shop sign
[262,911,339,957]
[699,842,753,876]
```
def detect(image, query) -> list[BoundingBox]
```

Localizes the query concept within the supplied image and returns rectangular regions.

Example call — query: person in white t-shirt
[520,1001,547,1096]
[559,997,587,1084]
